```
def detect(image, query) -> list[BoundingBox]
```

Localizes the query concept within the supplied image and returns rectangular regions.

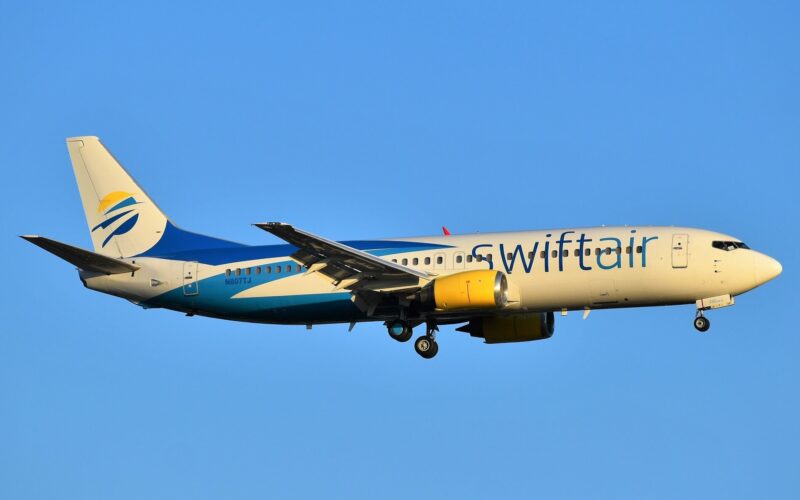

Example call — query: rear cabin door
[672,234,689,268]
[183,261,199,296]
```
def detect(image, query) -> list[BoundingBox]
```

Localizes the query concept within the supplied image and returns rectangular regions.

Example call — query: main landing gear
[414,322,439,359]
[386,319,439,358]
[386,320,413,342]
[694,311,710,332]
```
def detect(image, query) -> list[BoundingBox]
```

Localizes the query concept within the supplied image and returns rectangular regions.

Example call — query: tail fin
[67,136,168,258]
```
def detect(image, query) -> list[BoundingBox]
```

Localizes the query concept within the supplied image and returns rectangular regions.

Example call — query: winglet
[442,226,451,236]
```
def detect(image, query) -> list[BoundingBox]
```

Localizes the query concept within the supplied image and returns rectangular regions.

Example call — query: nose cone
[754,253,782,285]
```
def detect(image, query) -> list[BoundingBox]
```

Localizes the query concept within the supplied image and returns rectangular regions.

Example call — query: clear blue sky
[1,1,797,499]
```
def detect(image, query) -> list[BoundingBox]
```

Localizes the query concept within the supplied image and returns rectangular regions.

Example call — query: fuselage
[80,226,782,325]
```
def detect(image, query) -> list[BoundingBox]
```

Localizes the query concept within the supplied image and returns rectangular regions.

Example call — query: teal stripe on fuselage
[142,241,449,323]
[144,259,361,324]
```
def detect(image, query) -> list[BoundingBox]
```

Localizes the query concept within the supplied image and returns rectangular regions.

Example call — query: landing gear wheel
[387,320,412,342]
[694,316,710,332]
[414,335,439,359]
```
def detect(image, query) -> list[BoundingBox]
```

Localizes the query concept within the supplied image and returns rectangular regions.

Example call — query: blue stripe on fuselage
[136,223,452,265]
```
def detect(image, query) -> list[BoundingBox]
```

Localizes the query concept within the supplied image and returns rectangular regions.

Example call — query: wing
[254,222,432,291]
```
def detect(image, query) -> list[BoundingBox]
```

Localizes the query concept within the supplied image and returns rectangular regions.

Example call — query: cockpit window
[712,241,750,251]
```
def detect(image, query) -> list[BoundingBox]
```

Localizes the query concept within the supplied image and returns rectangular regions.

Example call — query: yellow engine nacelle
[456,312,555,344]
[418,270,508,311]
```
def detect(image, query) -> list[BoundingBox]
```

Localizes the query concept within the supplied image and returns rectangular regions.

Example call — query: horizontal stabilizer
[21,235,140,274]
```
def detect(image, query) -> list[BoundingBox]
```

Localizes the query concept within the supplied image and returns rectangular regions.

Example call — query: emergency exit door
[183,261,199,295]
[672,234,688,268]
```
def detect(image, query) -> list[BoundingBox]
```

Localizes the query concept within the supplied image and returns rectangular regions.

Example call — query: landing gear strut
[414,322,439,359]
[386,320,413,342]
[694,312,710,332]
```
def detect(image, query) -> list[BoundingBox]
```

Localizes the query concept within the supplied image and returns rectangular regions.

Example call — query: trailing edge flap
[254,222,430,289]
[21,235,140,274]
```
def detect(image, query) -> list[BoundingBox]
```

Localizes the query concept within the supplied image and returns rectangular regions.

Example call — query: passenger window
[266,266,272,273]
[477,255,484,262]
[486,254,492,262]
[562,250,567,257]
[466,255,473,263]
[507,252,513,260]
[392,259,397,263]
[276,265,282,273]
[636,246,643,254]
[255,267,261,275]
[585,248,591,257]
[615,247,622,255]
[225,269,231,277]
[625,246,631,255]
[425,257,431,265]
[552,250,558,258]
[595,248,601,256]
[437,256,444,264]
[456,255,463,263]
[540,251,546,259]
[235,268,241,276]
[402,258,408,265]
[413,257,419,265]
[574,249,580,257]
[246,268,251,275]
[605,248,612,255]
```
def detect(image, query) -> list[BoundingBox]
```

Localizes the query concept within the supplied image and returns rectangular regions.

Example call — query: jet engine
[457,312,555,344]
[418,270,508,312]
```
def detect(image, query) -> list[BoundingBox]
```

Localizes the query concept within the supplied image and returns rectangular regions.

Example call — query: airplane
[22,137,783,359]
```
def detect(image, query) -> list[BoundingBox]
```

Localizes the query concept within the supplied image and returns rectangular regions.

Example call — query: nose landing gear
[694,312,710,332]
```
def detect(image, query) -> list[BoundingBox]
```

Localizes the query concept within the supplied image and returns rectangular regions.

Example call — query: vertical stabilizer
[67,136,168,258]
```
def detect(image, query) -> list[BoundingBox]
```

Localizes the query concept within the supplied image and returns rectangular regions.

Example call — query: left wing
[254,222,432,291]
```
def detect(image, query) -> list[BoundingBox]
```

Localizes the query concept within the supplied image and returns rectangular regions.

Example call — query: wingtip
[255,222,289,228]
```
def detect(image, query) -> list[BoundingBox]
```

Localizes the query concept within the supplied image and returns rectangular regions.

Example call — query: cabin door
[672,234,689,268]
[183,261,199,296]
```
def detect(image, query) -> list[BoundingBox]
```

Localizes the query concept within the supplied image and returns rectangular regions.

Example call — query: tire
[694,316,710,332]
[387,320,412,342]
[414,335,438,359]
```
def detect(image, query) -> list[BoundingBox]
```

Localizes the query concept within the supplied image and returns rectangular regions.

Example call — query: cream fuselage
[80,226,781,325]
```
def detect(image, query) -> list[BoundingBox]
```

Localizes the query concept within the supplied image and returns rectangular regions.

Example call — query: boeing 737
[23,137,783,358]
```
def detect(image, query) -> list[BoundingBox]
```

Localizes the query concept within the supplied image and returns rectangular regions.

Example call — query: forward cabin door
[672,234,689,268]
[183,261,199,296]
